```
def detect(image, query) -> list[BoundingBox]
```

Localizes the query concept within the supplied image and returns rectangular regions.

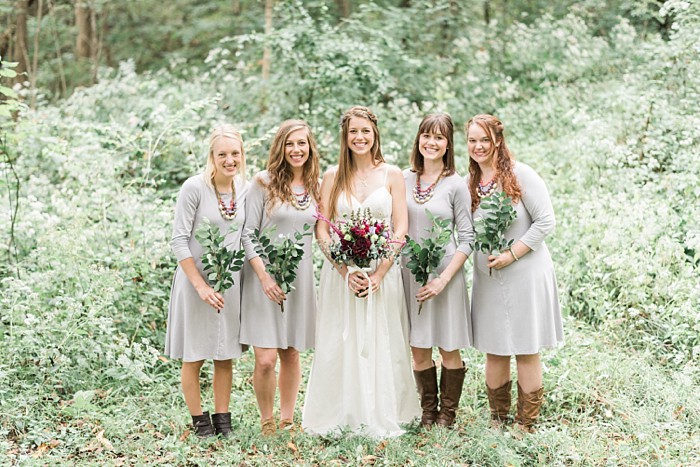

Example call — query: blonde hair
[465,114,521,212]
[263,119,321,212]
[203,124,246,188]
[409,113,456,177]
[328,106,384,220]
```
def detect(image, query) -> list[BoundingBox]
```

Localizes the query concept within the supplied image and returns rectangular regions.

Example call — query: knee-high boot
[436,363,466,428]
[514,383,544,433]
[486,380,512,426]
[413,365,439,428]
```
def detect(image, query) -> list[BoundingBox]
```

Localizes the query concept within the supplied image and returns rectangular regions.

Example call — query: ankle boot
[436,364,466,428]
[191,411,215,438]
[413,364,439,428]
[486,380,512,426]
[513,383,544,433]
[212,412,232,437]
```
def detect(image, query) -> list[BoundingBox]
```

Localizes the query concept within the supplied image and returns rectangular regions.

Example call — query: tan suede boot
[413,365,439,428]
[435,364,466,428]
[513,383,544,435]
[486,380,512,427]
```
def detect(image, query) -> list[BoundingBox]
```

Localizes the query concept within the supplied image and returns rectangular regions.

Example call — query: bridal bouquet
[471,190,517,276]
[403,210,452,314]
[250,223,312,313]
[195,219,246,312]
[320,207,395,269]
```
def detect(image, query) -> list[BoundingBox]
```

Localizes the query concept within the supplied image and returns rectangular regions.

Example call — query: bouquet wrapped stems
[471,191,517,276]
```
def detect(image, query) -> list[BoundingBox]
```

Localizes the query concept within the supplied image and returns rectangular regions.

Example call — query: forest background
[1,0,698,465]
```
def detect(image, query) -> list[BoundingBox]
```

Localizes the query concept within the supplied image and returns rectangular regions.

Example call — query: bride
[302,106,420,438]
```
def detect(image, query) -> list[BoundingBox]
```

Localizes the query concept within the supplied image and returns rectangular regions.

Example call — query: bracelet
[508,246,519,261]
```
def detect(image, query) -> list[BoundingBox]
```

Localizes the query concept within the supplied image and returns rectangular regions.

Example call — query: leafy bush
[1,2,698,463]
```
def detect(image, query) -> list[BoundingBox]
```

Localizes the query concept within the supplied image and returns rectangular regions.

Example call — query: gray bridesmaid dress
[402,171,474,350]
[469,161,564,355]
[164,174,248,362]
[239,171,317,350]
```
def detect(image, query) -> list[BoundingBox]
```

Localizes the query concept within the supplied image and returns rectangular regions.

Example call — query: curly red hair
[465,114,521,212]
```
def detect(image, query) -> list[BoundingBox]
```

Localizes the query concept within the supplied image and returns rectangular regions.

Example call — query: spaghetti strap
[383,165,389,186]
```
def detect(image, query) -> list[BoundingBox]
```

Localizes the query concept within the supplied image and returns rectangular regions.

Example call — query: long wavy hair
[204,124,246,188]
[409,112,456,177]
[328,106,384,220]
[465,114,521,212]
[263,119,321,212]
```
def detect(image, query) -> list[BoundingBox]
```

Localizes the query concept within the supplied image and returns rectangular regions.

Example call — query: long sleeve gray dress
[469,161,563,356]
[165,173,248,362]
[239,171,317,350]
[401,171,474,350]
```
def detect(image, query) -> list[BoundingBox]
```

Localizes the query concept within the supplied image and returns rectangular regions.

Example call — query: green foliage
[1,1,699,463]
[0,59,23,120]
[195,219,246,294]
[251,223,312,312]
[471,191,517,269]
[403,210,452,314]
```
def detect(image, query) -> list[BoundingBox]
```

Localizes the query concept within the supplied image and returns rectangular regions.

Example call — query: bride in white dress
[302,106,420,438]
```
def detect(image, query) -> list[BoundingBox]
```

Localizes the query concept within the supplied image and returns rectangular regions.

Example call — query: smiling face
[419,130,448,162]
[212,136,242,179]
[346,116,375,157]
[467,123,497,169]
[284,128,310,171]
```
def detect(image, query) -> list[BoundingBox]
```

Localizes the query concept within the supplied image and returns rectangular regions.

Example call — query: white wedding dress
[302,185,420,438]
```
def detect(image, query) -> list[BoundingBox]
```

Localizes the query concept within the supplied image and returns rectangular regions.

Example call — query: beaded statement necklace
[214,179,237,220]
[413,172,443,204]
[291,187,312,211]
[477,175,497,198]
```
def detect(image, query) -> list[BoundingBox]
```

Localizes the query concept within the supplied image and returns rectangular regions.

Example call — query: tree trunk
[232,0,241,15]
[262,0,272,81]
[1,25,13,61]
[336,0,350,17]
[75,0,92,59]
[13,0,30,83]
[483,0,490,24]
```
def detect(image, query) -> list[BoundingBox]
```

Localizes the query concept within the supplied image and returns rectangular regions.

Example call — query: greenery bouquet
[251,224,312,312]
[471,191,517,276]
[403,210,453,314]
[195,219,246,312]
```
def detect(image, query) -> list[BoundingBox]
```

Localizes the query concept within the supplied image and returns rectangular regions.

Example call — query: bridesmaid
[402,113,473,429]
[165,124,248,438]
[240,120,320,436]
[465,114,563,434]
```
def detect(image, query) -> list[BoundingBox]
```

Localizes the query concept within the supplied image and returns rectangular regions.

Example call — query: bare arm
[316,168,350,280]
[359,165,407,296]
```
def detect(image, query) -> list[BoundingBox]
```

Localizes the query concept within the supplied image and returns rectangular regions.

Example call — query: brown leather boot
[513,383,544,434]
[486,380,512,427]
[413,365,439,428]
[435,364,466,428]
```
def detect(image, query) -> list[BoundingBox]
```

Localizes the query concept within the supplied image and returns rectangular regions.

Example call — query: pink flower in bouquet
[315,207,400,269]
